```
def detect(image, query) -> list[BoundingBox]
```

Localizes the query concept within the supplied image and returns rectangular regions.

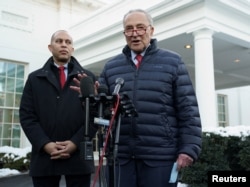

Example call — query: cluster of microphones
[79,76,137,161]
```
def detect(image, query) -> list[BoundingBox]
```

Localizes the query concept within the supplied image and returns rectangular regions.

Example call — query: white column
[193,29,217,128]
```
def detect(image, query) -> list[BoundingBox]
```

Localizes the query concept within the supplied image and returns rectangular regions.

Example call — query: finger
[55,141,68,146]
[78,73,87,79]
[54,143,66,150]
[50,153,61,159]
[51,155,60,160]
[72,77,80,86]
[177,164,181,171]
[95,81,100,88]
[60,153,71,159]
[56,145,66,150]
[70,86,81,93]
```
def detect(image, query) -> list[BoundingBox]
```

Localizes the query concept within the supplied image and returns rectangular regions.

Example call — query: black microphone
[97,85,109,116]
[80,76,95,98]
[112,77,124,95]
[94,85,110,126]
[79,76,95,161]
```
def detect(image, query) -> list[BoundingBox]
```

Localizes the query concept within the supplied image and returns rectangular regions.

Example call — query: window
[0,60,25,147]
[217,94,228,127]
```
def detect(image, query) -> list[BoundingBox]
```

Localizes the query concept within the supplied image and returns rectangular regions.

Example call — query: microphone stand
[93,120,109,187]
[97,97,104,187]
[106,113,121,187]
[113,113,121,187]
[93,92,137,187]
[93,93,113,187]
[107,94,137,187]
[80,96,94,161]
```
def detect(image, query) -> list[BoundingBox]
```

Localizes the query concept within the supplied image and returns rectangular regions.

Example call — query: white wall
[0,0,103,148]
[217,86,250,126]
[0,0,101,73]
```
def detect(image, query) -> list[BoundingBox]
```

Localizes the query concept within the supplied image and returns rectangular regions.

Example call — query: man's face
[48,31,74,64]
[123,12,154,53]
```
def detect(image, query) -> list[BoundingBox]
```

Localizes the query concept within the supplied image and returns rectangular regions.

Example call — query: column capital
[192,28,215,37]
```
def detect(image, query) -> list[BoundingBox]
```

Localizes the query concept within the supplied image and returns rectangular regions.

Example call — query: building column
[193,29,217,128]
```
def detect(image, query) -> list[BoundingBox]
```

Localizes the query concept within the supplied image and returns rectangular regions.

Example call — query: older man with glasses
[72,9,202,187]
[96,9,202,187]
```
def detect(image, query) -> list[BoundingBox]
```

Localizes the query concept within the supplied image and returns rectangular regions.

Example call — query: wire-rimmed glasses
[123,25,151,36]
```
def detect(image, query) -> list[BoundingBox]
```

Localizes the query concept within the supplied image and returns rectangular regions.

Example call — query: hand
[176,153,193,171]
[94,81,100,95]
[70,73,88,94]
[44,141,77,160]
[70,73,100,95]
[43,142,58,155]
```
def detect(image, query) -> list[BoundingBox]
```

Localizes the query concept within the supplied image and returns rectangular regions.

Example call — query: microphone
[112,77,124,95]
[79,76,95,161]
[80,76,95,98]
[97,85,109,119]
[97,84,108,94]
[94,85,110,126]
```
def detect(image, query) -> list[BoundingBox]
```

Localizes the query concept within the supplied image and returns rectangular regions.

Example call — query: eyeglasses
[123,25,151,37]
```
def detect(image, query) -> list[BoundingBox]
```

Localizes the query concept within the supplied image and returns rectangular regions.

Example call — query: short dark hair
[50,30,73,44]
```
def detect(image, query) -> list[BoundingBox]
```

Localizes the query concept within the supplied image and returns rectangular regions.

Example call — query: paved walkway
[0,172,101,187]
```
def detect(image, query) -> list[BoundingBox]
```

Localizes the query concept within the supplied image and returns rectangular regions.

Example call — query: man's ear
[48,44,52,53]
[150,26,154,36]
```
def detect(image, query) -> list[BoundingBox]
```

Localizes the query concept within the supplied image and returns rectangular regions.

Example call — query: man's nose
[131,30,139,36]
[62,41,67,45]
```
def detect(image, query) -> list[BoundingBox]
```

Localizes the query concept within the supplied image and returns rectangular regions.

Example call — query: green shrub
[180,133,230,186]
[179,132,250,186]
[0,152,30,172]
[238,136,250,170]
[224,136,243,170]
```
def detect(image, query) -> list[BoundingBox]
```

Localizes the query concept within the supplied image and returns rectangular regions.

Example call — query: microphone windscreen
[115,77,124,86]
[80,77,95,98]
[112,77,125,95]
[97,85,108,94]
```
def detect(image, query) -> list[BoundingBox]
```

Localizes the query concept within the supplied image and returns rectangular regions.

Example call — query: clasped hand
[44,141,77,160]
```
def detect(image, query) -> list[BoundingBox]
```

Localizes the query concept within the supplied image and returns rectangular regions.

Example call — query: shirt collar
[54,62,68,69]
[131,44,150,61]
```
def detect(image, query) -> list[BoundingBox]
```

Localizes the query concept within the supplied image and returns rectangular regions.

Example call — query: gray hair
[123,9,154,27]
